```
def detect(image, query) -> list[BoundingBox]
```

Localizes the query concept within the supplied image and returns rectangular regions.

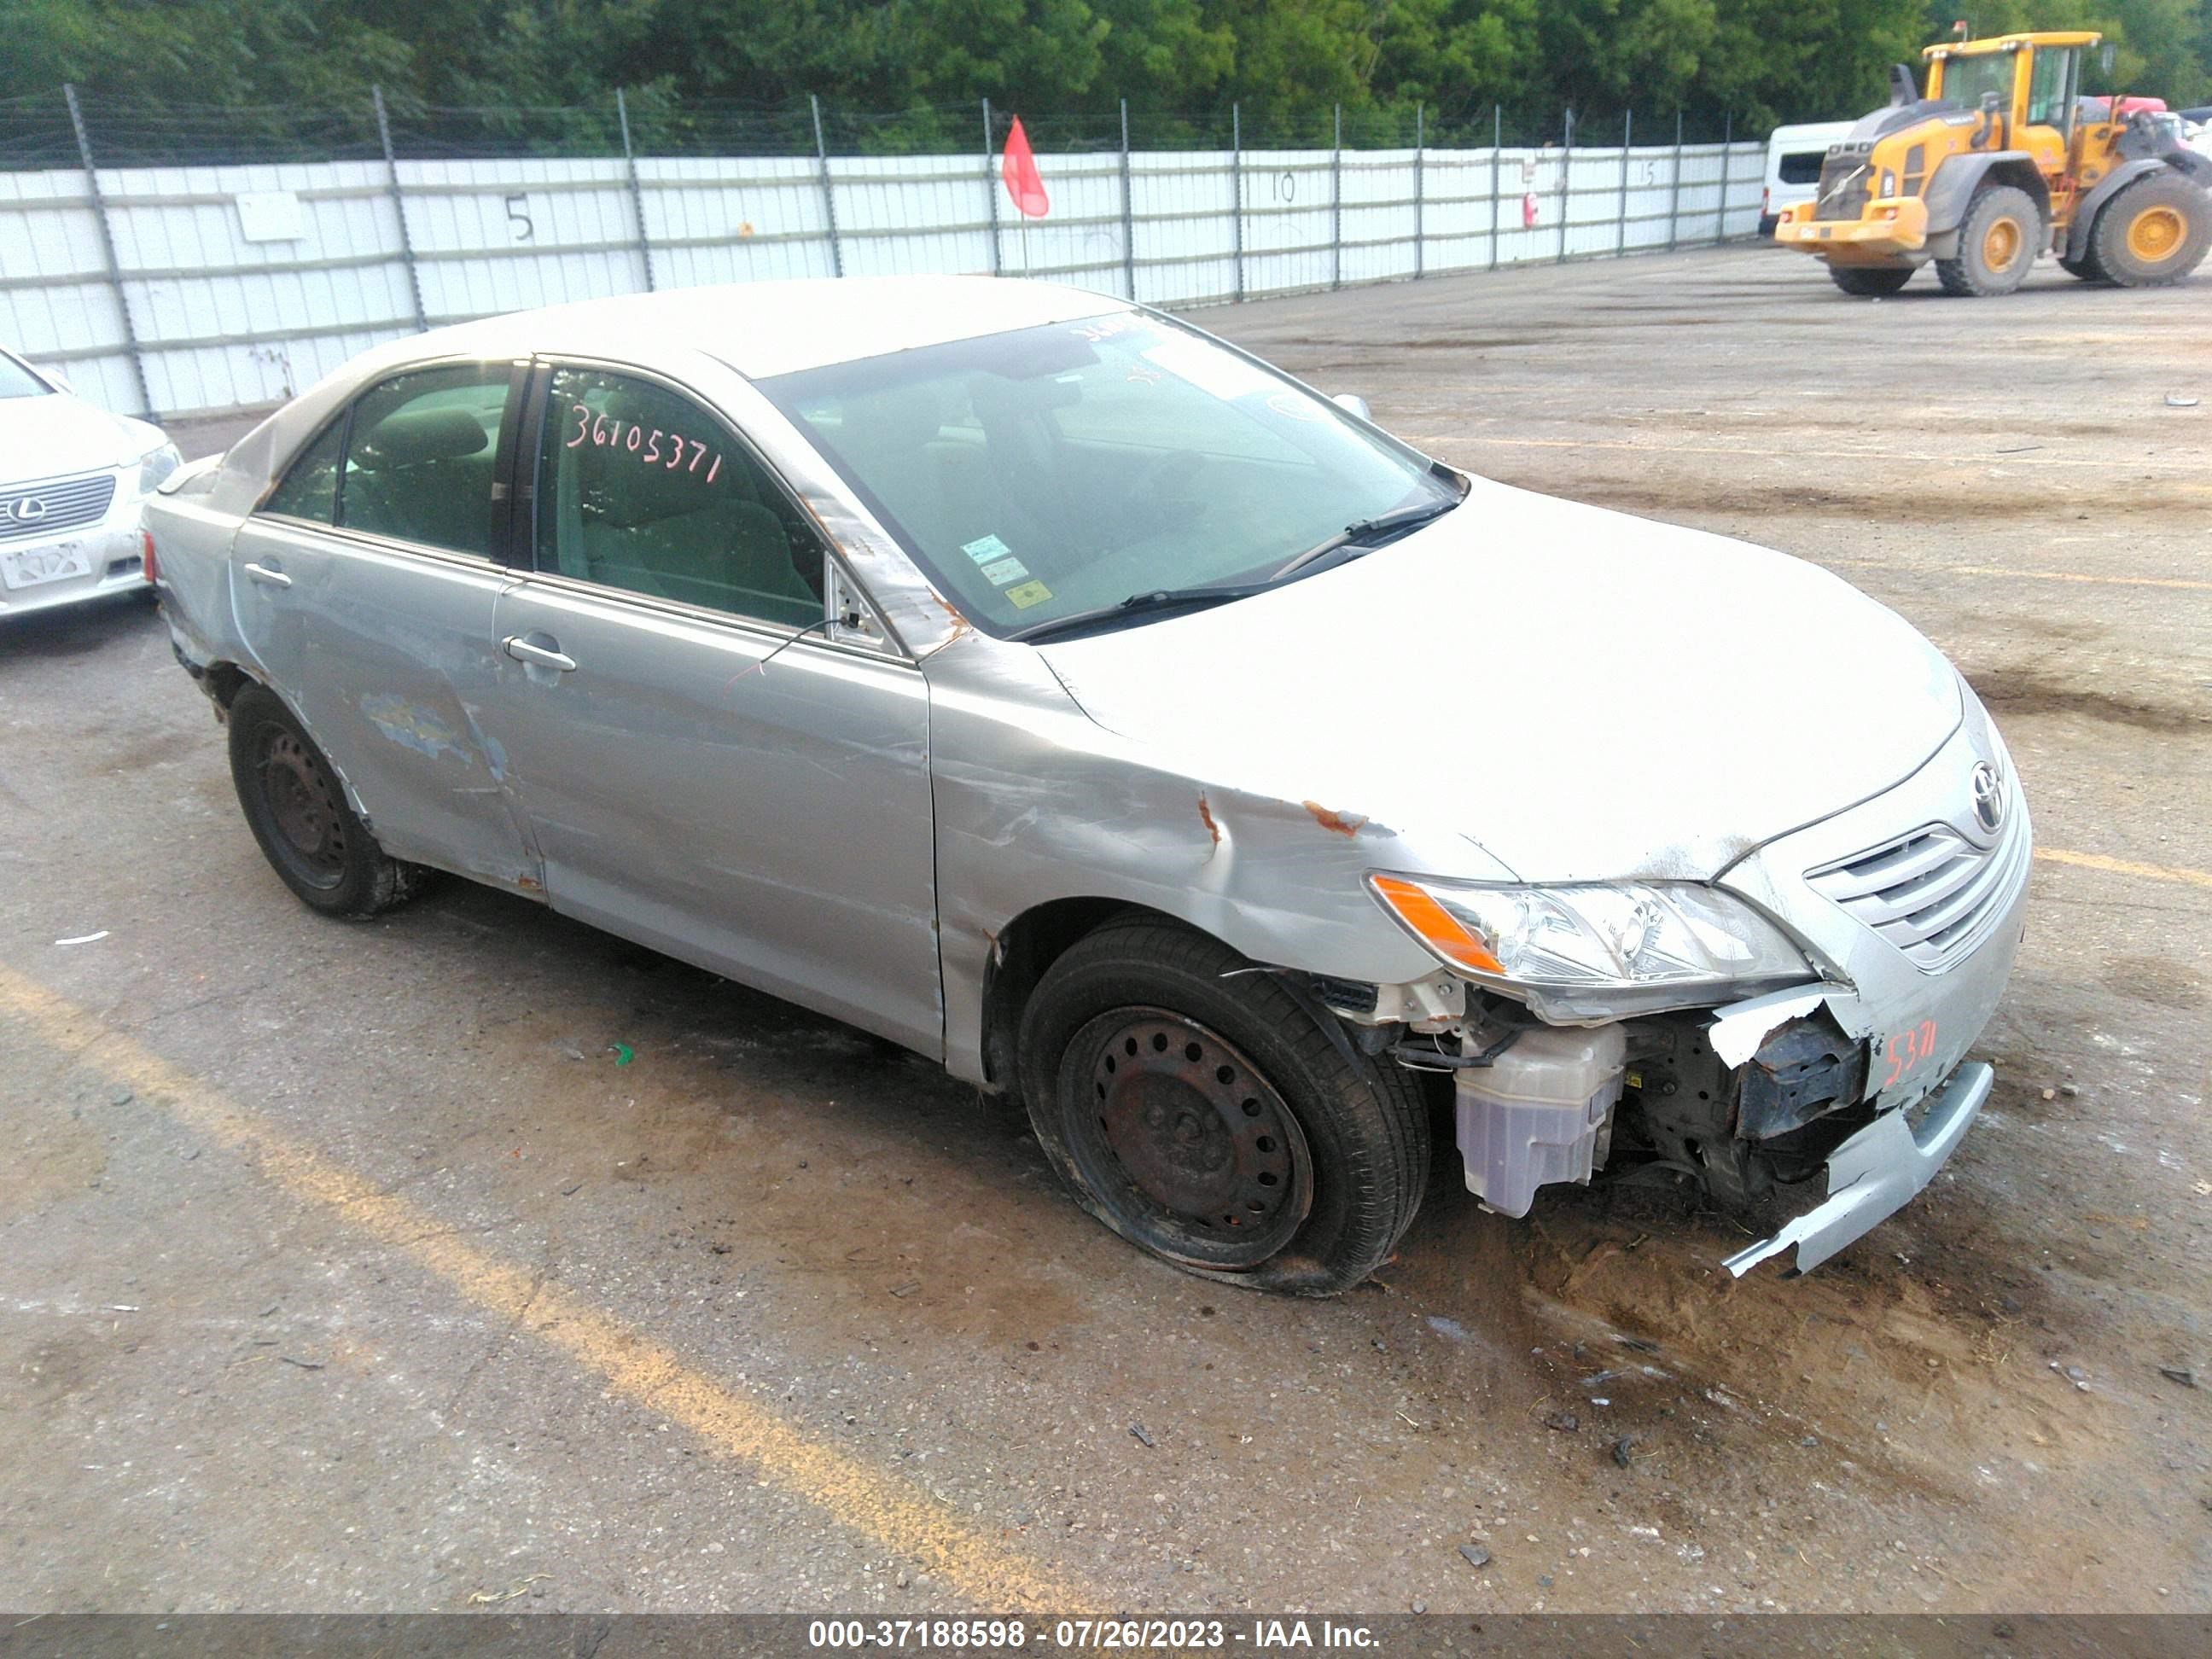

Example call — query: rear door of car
[481,358,940,1054]
[230,360,542,890]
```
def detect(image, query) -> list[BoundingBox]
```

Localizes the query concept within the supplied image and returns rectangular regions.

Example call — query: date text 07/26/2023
[806,1618,1382,1650]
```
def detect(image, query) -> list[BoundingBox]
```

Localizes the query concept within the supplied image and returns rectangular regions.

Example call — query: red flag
[1001,116,1051,218]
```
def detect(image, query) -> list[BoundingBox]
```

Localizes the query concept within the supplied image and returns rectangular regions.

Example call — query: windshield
[759,313,1453,637]
[0,352,54,399]
[1938,51,2015,112]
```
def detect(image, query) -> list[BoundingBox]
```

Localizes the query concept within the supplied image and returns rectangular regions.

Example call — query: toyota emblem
[1970,760,2005,835]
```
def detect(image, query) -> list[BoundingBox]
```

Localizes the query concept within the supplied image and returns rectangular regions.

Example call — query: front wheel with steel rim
[2090,172,2212,288]
[227,684,429,918]
[1936,184,2040,296]
[1017,915,1430,1295]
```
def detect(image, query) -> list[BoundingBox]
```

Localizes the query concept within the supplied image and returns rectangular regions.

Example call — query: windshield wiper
[1270,494,1462,584]
[1005,582,1269,645]
[1008,492,1463,646]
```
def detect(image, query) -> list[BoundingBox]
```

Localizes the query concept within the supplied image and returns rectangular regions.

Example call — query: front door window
[534,367,825,627]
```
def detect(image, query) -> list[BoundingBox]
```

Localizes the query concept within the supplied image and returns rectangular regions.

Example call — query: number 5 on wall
[505,193,534,242]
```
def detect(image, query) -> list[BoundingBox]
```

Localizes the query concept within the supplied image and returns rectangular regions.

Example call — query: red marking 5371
[1878,1019,1940,1092]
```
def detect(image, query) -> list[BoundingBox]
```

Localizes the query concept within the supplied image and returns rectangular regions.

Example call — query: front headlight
[137,442,182,497]
[1368,873,1816,1016]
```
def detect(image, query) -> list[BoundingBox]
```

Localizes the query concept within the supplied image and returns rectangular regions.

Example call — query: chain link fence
[0,88,1767,422]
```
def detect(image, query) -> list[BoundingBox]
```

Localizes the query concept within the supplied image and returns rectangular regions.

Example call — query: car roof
[1,343,54,384]
[382,276,1127,382]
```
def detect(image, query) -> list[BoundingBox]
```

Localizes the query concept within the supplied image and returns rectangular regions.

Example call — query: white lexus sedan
[0,346,178,620]
[144,279,2029,1295]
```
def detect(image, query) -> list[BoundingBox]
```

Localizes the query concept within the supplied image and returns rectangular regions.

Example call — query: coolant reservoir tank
[1454,1023,1627,1218]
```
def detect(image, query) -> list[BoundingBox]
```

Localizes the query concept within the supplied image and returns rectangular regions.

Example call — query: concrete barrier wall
[0,139,1766,422]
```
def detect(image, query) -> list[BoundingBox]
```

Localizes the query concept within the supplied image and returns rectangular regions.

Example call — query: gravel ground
[1,244,2206,1617]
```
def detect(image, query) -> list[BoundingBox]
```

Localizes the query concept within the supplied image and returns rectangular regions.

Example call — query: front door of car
[234,363,541,890]
[483,362,940,1055]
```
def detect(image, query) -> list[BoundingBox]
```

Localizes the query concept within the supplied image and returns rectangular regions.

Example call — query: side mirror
[1330,393,1373,422]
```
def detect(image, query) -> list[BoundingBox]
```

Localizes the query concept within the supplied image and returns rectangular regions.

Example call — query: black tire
[1017,915,1429,1296]
[1828,265,1914,296]
[1936,184,2041,296]
[228,684,429,918]
[2058,247,2106,282]
[2090,172,2212,288]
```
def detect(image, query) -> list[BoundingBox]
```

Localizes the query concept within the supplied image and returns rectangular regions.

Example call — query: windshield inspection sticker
[962,533,1014,564]
[979,556,1029,586]
[1004,580,1053,609]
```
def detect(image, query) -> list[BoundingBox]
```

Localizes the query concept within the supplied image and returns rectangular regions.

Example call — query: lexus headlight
[1368,873,1815,1016]
[137,442,182,496]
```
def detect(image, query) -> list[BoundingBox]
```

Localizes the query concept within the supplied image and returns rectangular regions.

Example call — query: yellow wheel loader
[1776,31,2212,296]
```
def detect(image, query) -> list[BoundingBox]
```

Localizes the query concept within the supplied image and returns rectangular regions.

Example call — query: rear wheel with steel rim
[1018,915,1429,1295]
[228,684,429,918]
[259,726,348,888]
[1936,184,2040,296]
[2091,172,2212,288]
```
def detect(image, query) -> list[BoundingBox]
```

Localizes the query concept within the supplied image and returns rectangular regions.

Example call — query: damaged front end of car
[1312,961,2007,1278]
[1334,716,2031,1277]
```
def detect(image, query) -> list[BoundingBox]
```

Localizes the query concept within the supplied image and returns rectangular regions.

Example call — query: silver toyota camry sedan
[146,277,2029,1294]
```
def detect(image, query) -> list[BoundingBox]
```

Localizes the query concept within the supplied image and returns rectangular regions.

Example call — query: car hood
[0,393,146,485]
[1035,480,1962,882]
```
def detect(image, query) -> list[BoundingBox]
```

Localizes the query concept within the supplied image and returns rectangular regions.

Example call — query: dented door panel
[484,578,940,1056]
[282,533,538,890]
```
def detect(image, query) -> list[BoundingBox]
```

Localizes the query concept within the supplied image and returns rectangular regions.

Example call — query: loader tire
[2058,247,2106,282]
[1936,185,2040,296]
[2091,172,2211,288]
[1829,265,1914,297]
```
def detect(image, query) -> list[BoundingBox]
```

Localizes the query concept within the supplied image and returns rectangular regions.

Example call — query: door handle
[501,635,576,672]
[242,562,291,589]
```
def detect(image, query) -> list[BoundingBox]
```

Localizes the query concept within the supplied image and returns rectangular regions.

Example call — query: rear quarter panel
[145,472,250,675]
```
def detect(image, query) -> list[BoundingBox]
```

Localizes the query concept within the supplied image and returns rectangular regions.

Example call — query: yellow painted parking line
[1426,433,2211,472]
[1943,565,2212,591]
[1824,559,2212,593]
[0,966,1094,1613]
[2035,848,2212,892]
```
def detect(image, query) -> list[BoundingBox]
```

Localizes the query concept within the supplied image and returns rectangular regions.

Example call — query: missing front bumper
[1723,1060,1992,1278]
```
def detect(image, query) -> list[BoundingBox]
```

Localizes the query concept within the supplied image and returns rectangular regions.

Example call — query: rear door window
[532,366,826,627]
[338,366,511,557]
[1778,152,1825,185]
[260,420,346,522]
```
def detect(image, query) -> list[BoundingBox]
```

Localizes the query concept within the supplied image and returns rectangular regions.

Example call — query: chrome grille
[0,471,119,543]
[1808,810,2029,972]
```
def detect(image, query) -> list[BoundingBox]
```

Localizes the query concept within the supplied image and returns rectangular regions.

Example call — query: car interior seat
[574,388,820,625]
[342,407,496,554]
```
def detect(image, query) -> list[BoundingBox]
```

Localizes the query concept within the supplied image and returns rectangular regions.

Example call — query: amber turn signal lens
[1368,875,1505,975]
